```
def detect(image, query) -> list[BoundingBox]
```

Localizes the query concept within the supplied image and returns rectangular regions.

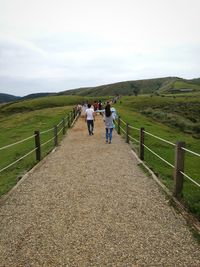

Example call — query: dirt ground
[0,115,200,266]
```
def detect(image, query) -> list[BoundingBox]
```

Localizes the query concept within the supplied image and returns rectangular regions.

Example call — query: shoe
[109,141,111,144]
[106,140,108,143]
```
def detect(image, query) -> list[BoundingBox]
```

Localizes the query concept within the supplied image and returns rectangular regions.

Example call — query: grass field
[0,105,75,196]
[0,95,90,196]
[0,95,111,196]
[115,95,200,218]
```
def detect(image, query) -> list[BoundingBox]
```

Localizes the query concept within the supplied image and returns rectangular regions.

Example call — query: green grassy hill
[1,77,200,104]
[60,77,200,96]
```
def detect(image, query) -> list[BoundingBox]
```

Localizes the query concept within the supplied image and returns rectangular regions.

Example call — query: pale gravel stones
[0,115,200,266]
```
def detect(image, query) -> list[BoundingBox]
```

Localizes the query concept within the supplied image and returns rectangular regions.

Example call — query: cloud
[1,0,200,97]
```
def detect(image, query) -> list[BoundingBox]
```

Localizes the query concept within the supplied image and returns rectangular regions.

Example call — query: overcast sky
[0,0,200,96]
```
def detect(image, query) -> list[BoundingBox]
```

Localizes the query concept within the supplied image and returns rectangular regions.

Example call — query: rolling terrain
[1,76,200,103]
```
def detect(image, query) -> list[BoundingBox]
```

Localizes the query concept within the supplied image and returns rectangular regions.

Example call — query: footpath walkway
[0,115,200,266]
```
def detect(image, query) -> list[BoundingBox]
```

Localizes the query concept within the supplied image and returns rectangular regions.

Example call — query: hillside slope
[60,77,200,96]
[0,93,20,103]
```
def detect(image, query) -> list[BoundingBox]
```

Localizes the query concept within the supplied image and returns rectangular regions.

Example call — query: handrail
[144,130,175,146]
[119,126,126,134]
[129,125,140,131]
[41,136,55,147]
[0,134,36,151]
[181,147,200,157]
[40,127,54,135]
[180,171,200,188]
[0,147,37,173]
[116,115,200,197]
[120,118,126,125]
[0,108,78,175]
[143,144,174,168]
[128,134,140,144]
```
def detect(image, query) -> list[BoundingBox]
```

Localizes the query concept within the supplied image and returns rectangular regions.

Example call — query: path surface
[0,115,200,266]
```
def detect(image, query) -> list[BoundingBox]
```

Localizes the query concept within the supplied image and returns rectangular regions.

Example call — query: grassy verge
[0,105,73,196]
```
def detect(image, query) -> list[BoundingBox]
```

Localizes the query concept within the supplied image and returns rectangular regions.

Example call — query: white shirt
[85,108,94,120]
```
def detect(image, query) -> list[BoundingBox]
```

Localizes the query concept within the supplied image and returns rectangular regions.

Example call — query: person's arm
[85,111,87,122]
[96,109,105,113]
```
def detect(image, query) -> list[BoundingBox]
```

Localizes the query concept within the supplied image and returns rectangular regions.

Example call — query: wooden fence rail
[116,118,198,199]
[34,107,79,163]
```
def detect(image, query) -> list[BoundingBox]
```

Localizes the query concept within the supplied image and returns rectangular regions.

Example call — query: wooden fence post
[70,111,73,125]
[34,130,41,161]
[126,123,129,143]
[139,127,145,160]
[62,118,66,135]
[117,116,121,135]
[68,114,70,128]
[54,125,58,146]
[174,141,185,198]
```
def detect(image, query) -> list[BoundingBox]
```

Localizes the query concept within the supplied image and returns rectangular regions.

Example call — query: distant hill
[1,77,200,103]
[21,92,55,100]
[59,77,200,96]
[0,93,21,103]
[0,92,55,104]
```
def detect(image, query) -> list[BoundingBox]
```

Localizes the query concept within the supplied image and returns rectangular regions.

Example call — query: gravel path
[0,115,200,267]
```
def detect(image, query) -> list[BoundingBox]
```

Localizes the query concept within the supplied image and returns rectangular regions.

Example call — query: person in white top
[85,104,95,135]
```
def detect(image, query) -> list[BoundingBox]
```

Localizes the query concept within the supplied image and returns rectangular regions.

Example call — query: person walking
[85,104,95,135]
[104,104,114,144]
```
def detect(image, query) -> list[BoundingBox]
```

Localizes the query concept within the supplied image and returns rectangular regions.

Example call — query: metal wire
[40,127,54,134]
[41,136,55,147]
[180,171,200,188]
[57,127,64,135]
[57,120,63,127]
[129,125,140,131]
[181,147,200,157]
[119,126,126,134]
[143,144,174,168]
[144,130,175,146]
[120,118,126,125]
[0,134,36,151]
[128,135,140,144]
[0,147,37,173]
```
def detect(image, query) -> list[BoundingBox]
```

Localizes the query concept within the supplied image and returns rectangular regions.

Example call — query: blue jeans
[87,120,94,135]
[106,128,113,142]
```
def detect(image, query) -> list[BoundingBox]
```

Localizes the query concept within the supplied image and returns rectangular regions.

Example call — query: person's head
[88,103,91,108]
[105,104,111,117]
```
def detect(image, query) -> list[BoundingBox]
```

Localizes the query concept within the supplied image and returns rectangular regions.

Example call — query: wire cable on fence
[129,125,140,131]
[144,130,175,146]
[180,171,200,188]
[0,147,37,173]
[57,120,63,127]
[0,134,36,151]
[128,135,140,144]
[71,114,79,127]
[40,127,54,135]
[119,126,126,134]
[181,147,200,157]
[57,127,64,136]
[143,144,174,168]
[120,118,126,125]
[41,136,55,147]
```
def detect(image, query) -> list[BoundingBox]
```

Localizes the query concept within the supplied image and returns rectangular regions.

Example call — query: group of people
[83,101,117,144]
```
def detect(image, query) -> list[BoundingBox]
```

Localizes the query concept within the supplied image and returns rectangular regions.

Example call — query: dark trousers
[87,120,94,135]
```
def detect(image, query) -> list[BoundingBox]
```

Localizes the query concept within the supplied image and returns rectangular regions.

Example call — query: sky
[0,0,200,96]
